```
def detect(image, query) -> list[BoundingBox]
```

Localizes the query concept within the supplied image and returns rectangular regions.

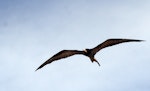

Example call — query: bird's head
[84,49,90,53]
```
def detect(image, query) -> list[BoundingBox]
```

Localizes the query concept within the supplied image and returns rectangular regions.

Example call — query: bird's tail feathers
[90,58,100,66]
[95,60,100,66]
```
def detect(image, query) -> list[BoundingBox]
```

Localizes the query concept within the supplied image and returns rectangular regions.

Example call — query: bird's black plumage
[36,38,143,71]
[36,50,85,71]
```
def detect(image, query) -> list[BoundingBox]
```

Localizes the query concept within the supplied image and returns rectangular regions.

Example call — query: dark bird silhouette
[36,38,143,71]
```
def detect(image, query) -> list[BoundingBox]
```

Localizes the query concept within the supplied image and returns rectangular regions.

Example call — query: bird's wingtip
[35,62,48,71]
[35,67,40,71]
[135,39,145,42]
[140,40,145,42]
[127,39,145,42]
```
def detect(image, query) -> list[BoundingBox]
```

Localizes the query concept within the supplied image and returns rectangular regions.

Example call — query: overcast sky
[0,0,150,91]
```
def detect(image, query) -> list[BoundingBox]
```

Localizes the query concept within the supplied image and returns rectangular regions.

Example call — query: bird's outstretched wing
[36,50,84,71]
[91,38,143,55]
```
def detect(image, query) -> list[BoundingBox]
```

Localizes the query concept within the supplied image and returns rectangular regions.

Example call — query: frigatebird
[36,38,143,71]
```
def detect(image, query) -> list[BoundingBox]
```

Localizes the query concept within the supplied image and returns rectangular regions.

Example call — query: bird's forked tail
[90,57,100,66]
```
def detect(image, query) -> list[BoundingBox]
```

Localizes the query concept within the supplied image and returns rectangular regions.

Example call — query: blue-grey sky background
[0,0,149,91]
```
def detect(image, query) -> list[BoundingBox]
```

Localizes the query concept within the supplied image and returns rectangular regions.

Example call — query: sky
[0,0,150,91]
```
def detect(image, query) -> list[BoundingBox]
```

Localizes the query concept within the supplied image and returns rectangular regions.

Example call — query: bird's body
[36,38,143,71]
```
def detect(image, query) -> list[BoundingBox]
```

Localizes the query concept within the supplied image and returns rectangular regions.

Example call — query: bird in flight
[36,38,143,71]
